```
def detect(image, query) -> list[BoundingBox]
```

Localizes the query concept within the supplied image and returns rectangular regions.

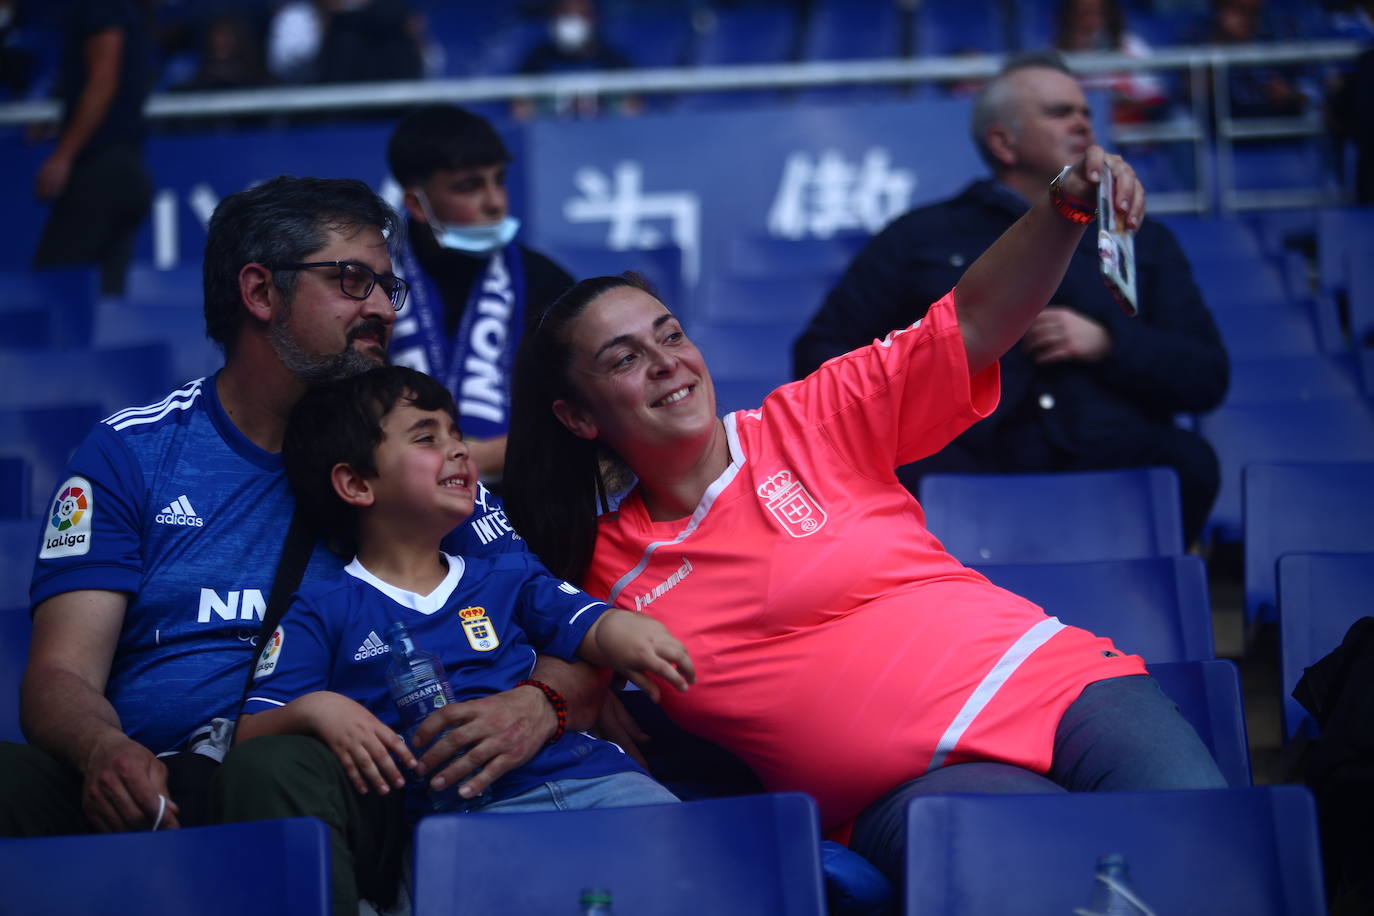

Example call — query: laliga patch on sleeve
[39,476,94,559]
[254,626,284,680]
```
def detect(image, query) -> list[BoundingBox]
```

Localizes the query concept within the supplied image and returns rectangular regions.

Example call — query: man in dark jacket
[792,53,1229,544]
[387,105,574,484]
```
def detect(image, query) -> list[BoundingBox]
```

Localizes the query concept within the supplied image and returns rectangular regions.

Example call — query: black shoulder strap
[238,506,318,707]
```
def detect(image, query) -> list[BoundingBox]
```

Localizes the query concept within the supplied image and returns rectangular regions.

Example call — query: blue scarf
[392,234,528,440]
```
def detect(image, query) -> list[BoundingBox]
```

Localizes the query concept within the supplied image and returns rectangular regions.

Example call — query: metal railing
[0,40,1360,214]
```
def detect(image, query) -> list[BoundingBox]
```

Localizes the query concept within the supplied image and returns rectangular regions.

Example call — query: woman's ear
[331,462,375,508]
[552,398,598,441]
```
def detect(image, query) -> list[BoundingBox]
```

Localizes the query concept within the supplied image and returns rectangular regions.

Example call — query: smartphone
[1097,167,1139,317]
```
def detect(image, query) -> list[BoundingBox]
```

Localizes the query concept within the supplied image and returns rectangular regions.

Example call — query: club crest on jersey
[757,469,827,538]
[39,477,94,558]
[254,626,284,680]
[458,606,499,652]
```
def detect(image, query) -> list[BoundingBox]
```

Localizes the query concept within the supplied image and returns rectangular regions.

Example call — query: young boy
[237,366,691,820]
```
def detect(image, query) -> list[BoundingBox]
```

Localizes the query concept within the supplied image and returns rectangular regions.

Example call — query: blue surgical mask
[415,189,520,254]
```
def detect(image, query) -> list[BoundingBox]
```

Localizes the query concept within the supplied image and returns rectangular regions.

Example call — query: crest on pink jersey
[757,469,827,538]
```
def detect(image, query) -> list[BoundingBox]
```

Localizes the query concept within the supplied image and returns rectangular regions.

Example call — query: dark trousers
[211,735,408,916]
[32,143,152,296]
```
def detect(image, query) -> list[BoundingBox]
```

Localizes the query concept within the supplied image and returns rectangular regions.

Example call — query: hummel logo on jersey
[354,631,390,661]
[155,495,204,527]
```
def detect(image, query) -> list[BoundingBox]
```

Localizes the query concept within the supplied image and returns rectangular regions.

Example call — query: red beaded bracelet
[1049,164,1097,225]
[518,678,568,745]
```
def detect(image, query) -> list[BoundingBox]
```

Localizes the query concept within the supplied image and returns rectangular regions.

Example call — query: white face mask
[553,13,592,52]
[414,189,521,254]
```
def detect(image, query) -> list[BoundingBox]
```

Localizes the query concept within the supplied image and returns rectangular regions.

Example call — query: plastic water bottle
[1073,854,1156,916]
[384,620,490,812]
[577,888,614,914]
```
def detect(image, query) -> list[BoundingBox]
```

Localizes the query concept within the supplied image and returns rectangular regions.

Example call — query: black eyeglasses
[271,261,409,310]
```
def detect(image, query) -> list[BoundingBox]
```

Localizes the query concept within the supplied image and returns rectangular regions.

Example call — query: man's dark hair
[283,365,459,554]
[202,176,397,354]
[387,104,512,188]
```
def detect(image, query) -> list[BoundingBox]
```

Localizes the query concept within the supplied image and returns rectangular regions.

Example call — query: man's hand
[410,684,555,800]
[593,692,651,769]
[296,692,416,797]
[1021,306,1112,364]
[34,152,72,200]
[81,731,179,832]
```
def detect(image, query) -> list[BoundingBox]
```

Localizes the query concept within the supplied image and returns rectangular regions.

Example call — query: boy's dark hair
[284,366,459,554]
[202,176,397,355]
[387,104,512,188]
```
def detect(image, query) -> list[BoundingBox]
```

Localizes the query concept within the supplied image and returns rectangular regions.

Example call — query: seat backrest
[918,468,1184,564]
[0,517,42,611]
[1224,353,1363,406]
[904,786,1324,916]
[412,793,826,916]
[0,403,103,518]
[972,556,1215,662]
[1278,552,1374,740]
[1198,400,1374,544]
[0,817,331,915]
[0,343,174,415]
[1243,462,1374,627]
[1147,659,1253,788]
[1209,303,1324,360]
[0,456,29,519]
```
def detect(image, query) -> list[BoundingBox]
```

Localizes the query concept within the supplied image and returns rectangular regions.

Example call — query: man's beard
[270,308,389,385]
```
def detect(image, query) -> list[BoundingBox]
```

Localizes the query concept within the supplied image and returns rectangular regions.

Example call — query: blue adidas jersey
[244,552,641,800]
[28,373,525,755]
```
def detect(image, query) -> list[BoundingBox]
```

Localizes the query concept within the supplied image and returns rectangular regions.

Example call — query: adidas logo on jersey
[354,631,390,661]
[155,495,204,527]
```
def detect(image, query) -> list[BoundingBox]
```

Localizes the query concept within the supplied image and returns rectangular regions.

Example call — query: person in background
[170,14,269,93]
[513,0,640,120]
[793,53,1228,546]
[387,104,574,484]
[31,0,153,296]
[1053,0,1171,123]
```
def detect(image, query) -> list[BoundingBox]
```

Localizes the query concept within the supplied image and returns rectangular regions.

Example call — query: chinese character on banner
[563,161,701,285]
[767,148,916,240]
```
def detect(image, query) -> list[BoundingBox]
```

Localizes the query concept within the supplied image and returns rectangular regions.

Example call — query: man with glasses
[1,176,603,915]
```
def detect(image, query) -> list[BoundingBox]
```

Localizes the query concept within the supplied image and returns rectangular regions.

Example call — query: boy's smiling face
[366,398,476,532]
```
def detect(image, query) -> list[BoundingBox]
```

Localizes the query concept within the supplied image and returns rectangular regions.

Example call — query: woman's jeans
[848,674,1228,884]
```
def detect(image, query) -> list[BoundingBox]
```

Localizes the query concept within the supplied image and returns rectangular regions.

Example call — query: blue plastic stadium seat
[1148,659,1252,788]
[412,793,826,916]
[1348,247,1374,347]
[1230,139,1325,193]
[1242,462,1374,629]
[0,342,174,415]
[1317,207,1374,297]
[972,555,1215,662]
[1210,303,1324,359]
[1223,353,1364,405]
[0,403,103,519]
[915,1,1008,56]
[1159,215,1267,263]
[697,275,833,324]
[0,600,32,743]
[602,4,697,69]
[92,265,219,384]
[1278,552,1374,741]
[0,267,97,349]
[690,320,803,411]
[0,456,29,519]
[1189,255,1298,311]
[0,818,331,915]
[1198,399,1374,544]
[904,786,1323,915]
[679,3,799,110]
[917,467,1185,564]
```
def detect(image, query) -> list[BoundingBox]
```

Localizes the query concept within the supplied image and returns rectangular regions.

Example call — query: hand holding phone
[1097,166,1139,317]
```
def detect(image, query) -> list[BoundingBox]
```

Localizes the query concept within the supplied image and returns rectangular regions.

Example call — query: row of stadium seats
[0,785,1327,914]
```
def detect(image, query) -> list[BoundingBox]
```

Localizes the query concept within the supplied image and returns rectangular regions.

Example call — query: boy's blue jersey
[244,552,642,800]
[27,374,524,755]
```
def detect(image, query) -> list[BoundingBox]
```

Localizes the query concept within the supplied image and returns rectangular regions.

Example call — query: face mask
[553,14,592,52]
[415,190,521,254]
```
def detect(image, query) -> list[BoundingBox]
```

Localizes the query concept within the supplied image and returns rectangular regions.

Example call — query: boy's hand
[297,692,416,796]
[587,610,695,703]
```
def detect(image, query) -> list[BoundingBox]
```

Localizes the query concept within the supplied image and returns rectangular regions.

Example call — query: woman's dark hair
[283,365,458,555]
[504,272,656,583]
